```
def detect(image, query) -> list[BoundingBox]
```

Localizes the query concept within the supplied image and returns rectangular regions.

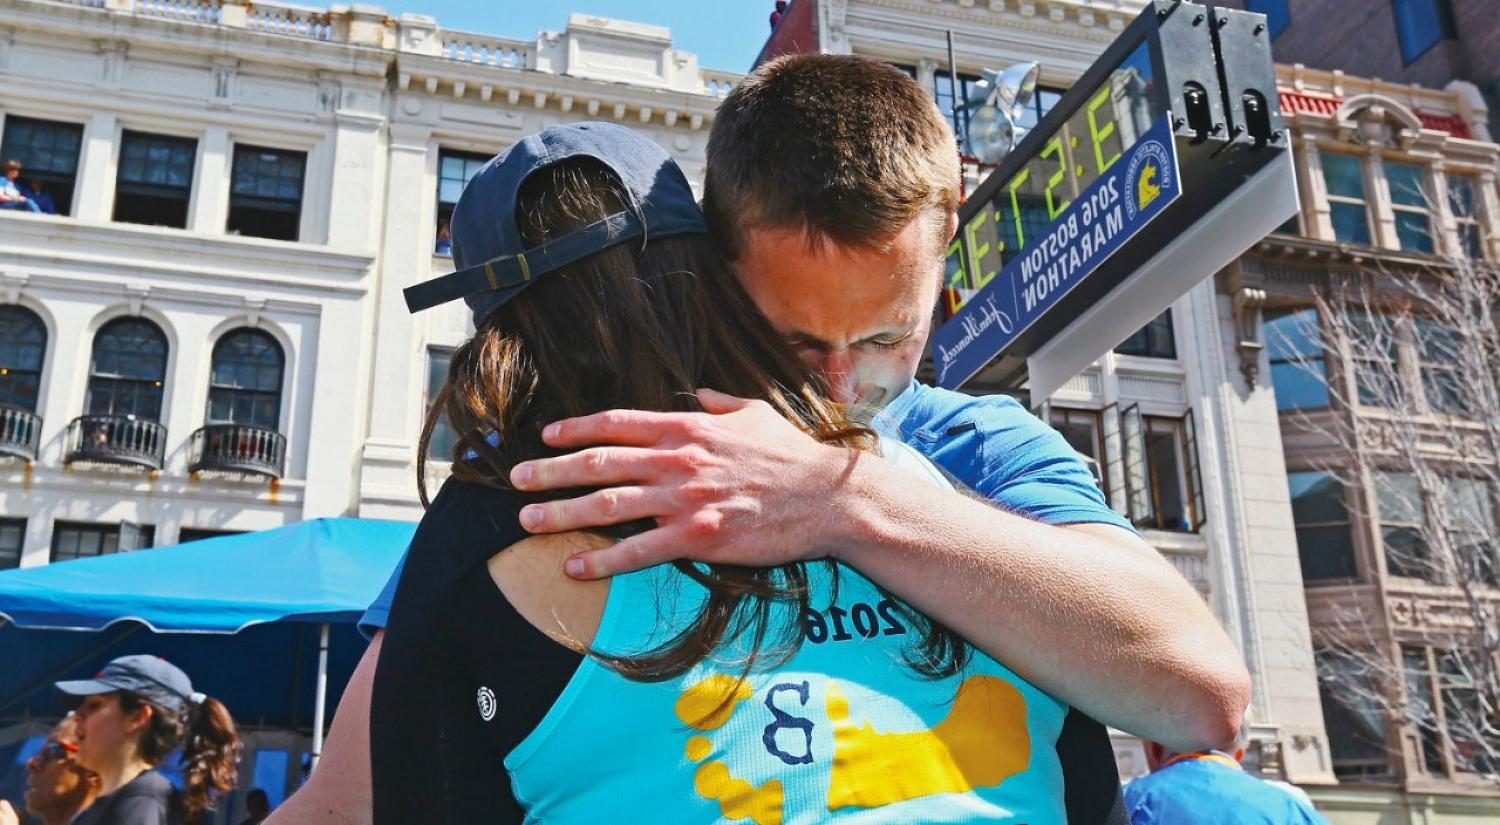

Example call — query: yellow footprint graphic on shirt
[826,675,1030,811]
[676,674,784,825]
[674,674,1030,821]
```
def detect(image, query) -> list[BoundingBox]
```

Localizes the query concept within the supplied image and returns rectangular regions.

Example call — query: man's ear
[942,207,958,243]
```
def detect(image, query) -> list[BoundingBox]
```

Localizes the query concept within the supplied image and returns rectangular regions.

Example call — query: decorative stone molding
[0,272,27,306]
[124,282,151,316]
[1335,94,1425,149]
[386,121,433,154]
[1446,79,1494,143]
[317,71,342,115]
[823,0,851,53]
[0,26,13,73]
[96,40,128,89]
[397,13,440,56]
[219,0,248,28]
[210,57,238,107]
[243,297,268,328]
[1233,286,1268,389]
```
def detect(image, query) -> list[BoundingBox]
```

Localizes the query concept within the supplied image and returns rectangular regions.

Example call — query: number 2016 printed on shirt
[803,599,907,643]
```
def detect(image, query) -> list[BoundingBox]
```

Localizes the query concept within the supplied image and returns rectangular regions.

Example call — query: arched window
[207,329,284,430]
[0,306,46,412]
[86,318,168,420]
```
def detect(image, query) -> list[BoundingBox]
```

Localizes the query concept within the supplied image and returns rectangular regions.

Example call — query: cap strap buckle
[404,211,640,314]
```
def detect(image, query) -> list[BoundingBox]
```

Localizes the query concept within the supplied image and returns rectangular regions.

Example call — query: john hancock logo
[1125,138,1172,221]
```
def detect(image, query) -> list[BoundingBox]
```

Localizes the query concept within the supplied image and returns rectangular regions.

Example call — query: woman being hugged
[54,654,241,825]
[373,123,1071,824]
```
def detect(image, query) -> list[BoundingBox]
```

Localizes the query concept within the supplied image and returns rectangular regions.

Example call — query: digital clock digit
[943,40,1160,319]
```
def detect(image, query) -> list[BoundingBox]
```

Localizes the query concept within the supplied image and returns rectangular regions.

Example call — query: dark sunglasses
[37,741,79,762]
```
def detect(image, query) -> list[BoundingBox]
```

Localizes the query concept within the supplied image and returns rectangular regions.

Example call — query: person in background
[1123,735,1329,824]
[20,177,55,215]
[238,788,271,824]
[0,161,42,213]
[54,655,243,825]
[0,715,102,825]
[433,220,452,255]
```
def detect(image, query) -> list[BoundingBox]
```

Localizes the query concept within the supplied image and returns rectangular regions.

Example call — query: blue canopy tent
[0,518,413,808]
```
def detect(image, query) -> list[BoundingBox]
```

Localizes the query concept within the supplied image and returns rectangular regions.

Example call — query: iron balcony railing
[65,415,168,470]
[0,404,42,462]
[188,423,287,479]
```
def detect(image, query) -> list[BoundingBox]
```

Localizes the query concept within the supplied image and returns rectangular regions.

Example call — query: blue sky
[385,1,774,72]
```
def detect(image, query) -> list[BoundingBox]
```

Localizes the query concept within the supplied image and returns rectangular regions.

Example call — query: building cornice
[0,213,375,295]
[394,53,725,130]
[1278,62,1495,145]
[0,0,392,79]
[858,0,1137,35]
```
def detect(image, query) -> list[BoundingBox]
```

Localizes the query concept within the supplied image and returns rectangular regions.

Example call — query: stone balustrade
[244,1,334,42]
[437,28,533,70]
[134,0,219,25]
[47,0,737,99]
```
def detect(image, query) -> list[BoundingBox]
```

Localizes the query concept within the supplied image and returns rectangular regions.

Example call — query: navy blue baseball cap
[55,654,199,714]
[403,121,709,323]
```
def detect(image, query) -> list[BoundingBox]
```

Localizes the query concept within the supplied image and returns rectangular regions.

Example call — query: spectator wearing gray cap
[52,655,242,825]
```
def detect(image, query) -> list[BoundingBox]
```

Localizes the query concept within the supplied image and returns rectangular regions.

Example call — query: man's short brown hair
[2,160,20,173]
[704,53,960,259]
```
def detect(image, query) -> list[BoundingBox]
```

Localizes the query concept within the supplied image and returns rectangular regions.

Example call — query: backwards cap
[403,121,708,324]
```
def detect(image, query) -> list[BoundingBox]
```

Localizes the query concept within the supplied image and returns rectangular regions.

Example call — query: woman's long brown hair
[119,691,240,824]
[418,157,967,681]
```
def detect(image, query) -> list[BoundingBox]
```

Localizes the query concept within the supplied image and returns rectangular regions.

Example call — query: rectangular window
[930,69,1063,152]
[1413,317,1469,416]
[1121,406,1203,532]
[227,144,306,242]
[0,517,23,570]
[1049,407,1108,498]
[932,70,983,149]
[177,527,245,544]
[1402,647,1449,775]
[1317,652,1392,779]
[1244,0,1291,39]
[0,115,83,216]
[1015,87,1065,134]
[1385,161,1433,253]
[1119,404,1152,526]
[1114,310,1177,358]
[1392,0,1455,65]
[425,347,456,461]
[1445,477,1496,586]
[435,150,489,255]
[1347,310,1400,408]
[1265,308,1329,411]
[1377,472,1430,580]
[50,521,155,562]
[1436,651,1500,776]
[1288,471,1357,580]
[113,131,197,229]
[1100,404,1129,517]
[1322,153,1370,245]
[1448,175,1483,259]
[1146,414,1199,531]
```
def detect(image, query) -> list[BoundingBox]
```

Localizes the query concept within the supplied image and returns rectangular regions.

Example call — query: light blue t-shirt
[360,381,1131,636]
[1122,755,1329,824]
[500,439,1068,823]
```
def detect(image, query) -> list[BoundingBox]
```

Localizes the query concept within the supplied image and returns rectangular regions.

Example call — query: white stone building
[0,0,734,569]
